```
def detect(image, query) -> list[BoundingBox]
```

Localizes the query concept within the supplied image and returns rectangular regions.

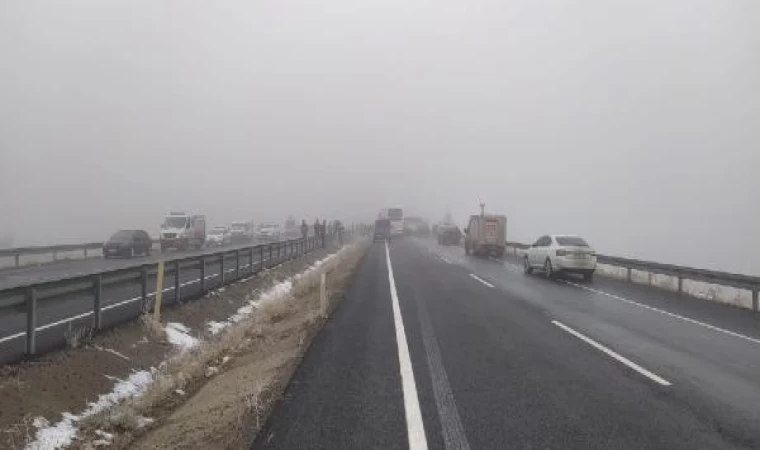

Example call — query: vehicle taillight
[556,249,568,256]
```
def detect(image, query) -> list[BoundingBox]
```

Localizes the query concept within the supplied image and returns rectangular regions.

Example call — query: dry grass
[1,415,34,450]
[75,240,369,449]
[139,314,166,342]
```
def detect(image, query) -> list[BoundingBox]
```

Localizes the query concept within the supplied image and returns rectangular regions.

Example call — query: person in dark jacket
[301,220,308,240]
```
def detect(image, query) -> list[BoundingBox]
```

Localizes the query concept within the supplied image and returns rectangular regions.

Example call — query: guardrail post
[93,274,102,330]
[647,272,653,286]
[249,248,254,274]
[753,289,759,311]
[677,277,684,294]
[235,250,241,279]
[140,266,148,312]
[626,268,632,283]
[174,261,181,303]
[53,250,58,262]
[14,254,20,267]
[200,256,206,294]
[220,254,225,285]
[269,244,273,268]
[259,246,264,272]
[26,287,37,356]
[276,243,281,264]
[84,248,88,258]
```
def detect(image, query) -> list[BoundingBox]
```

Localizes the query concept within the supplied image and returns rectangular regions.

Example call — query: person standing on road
[301,220,308,241]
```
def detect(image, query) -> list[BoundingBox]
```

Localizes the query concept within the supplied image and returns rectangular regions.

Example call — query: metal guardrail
[505,242,760,311]
[0,235,330,362]
[0,243,106,267]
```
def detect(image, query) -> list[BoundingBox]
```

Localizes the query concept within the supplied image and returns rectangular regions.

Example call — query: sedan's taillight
[556,249,568,256]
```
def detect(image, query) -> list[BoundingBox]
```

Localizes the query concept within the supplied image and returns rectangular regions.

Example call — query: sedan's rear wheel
[544,259,554,279]
[523,256,533,274]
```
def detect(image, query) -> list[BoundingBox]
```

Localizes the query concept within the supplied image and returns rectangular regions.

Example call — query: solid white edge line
[468,273,494,288]
[552,320,672,386]
[0,332,25,344]
[560,280,760,346]
[36,311,94,332]
[386,241,428,450]
[102,296,143,312]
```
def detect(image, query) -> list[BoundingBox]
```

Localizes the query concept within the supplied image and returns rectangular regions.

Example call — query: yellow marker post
[154,260,165,322]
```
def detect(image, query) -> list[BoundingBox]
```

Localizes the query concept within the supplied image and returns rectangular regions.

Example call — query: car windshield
[556,236,589,247]
[163,217,187,229]
[109,230,134,242]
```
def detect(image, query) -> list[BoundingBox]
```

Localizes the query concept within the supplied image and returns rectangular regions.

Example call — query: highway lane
[255,239,760,449]
[0,238,299,291]
[0,244,301,365]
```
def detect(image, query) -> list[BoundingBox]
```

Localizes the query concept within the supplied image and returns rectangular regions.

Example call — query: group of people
[300,218,345,247]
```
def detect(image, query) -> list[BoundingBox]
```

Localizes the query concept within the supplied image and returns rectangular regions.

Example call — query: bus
[380,208,404,236]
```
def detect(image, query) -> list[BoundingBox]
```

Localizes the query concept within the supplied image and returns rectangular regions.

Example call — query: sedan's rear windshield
[556,236,589,247]
[110,230,135,241]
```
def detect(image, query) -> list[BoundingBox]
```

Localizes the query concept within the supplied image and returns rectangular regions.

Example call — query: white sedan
[206,226,232,247]
[523,235,597,281]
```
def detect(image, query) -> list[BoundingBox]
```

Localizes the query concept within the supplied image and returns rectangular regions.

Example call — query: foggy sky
[1,0,758,274]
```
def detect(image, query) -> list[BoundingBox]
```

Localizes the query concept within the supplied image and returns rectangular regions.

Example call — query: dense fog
[1,0,758,273]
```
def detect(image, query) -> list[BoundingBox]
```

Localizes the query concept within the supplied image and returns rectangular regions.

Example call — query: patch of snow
[205,366,220,377]
[95,430,113,440]
[222,356,231,364]
[27,370,154,450]
[207,321,229,335]
[93,430,113,447]
[175,389,186,396]
[136,416,154,429]
[165,322,198,351]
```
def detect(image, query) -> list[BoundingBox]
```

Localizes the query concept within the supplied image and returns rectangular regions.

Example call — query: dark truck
[373,218,391,242]
[464,214,507,258]
[437,224,461,246]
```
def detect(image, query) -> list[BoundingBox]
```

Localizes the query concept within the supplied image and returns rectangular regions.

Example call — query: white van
[160,212,206,251]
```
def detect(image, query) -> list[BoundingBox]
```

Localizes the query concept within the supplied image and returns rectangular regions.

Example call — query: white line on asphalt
[102,296,142,311]
[560,280,760,346]
[469,274,494,288]
[0,332,25,344]
[385,241,428,450]
[37,311,94,332]
[552,320,672,386]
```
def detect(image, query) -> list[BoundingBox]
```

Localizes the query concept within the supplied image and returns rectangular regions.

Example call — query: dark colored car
[373,219,391,242]
[103,230,153,258]
[437,225,461,246]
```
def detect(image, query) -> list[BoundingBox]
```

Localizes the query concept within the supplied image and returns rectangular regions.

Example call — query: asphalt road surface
[254,238,760,449]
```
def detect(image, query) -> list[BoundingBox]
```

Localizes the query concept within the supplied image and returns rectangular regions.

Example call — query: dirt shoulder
[75,240,368,449]
[0,245,339,449]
